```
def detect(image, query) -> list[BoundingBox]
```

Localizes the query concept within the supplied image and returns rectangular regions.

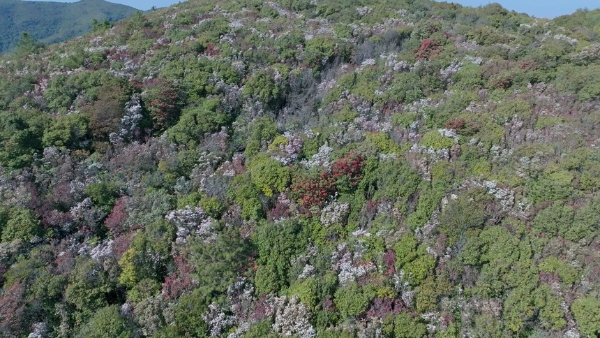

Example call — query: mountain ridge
[0,0,137,53]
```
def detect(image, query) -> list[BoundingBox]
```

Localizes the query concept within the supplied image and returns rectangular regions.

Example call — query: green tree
[503,286,537,332]
[392,312,428,338]
[198,196,226,219]
[86,181,120,212]
[91,19,111,32]
[119,220,174,288]
[333,282,373,318]
[536,285,567,331]
[1,208,43,243]
[42,114,89,149]
[527,169,574,204]
[304,36,351,72]
[167,289,209,337]
[572,297,600,337]
[393,233,435,286]
[168,98,231,146]
[386,72,424,104]
[76,305,132,338]
[372,158,420,209]
[493,99,532,124]
[248,153,291,197]
[14,32,43,57]
[229,172,264,220]
[187,227,252,302]
[65,258,116,325]
[531,202,574,238]
[438,190,489,245]
[0,109,48,169]
[451,62,483,90]
[243,70,282,107]
[243,117,279,158]
[254,219,308,294]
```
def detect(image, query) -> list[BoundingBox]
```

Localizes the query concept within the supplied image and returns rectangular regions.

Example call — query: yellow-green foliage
[168,98,230,146]
[351,68,380,101]
[556,64,600,101]
[286,277,319,310]
[539,256,579,285]
[405,181,445,229]
[118,248,138,288]
[394,234,418,262]
[536,285,568,331]
[471,159,492,176]
[1,208,44,243]
[268,135,288,151]
[389,312,428,338]
[42,113,89,149]
[528,168,574,204]
[420,130,455,150]
[244,117,279,157]
[324,68,381,104]
[230,173,263,220]
[332,107,359,123]
[248,153,290,197]
[474,114,505,146]
[365,132,403,154]
[503,286,537,332]
[451,62,484,90]
[494,99,532,123]
[334,281,375,318]
[393,234,435,286]
[572,297,600,337]
[391,112,418,128]
[199,196,226,219]
[431,161,454,184]
[127,278,160,303]
[333,23,353,38]
[579,163,600,191]
[176,191,202,209]
[535,115,565,129]
[76,305,133,338]
[242,70,281,104]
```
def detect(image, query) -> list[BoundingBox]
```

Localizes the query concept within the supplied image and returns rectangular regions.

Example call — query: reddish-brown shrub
[291,171,335,209]
[104,197,129,236]
[162,255,195,300]
[291,152,365,209]
[444,118,465,131]
[416,39,442,61]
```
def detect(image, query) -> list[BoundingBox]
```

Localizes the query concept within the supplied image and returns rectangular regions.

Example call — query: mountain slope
[0,0,137,53]
[1,0,600,337]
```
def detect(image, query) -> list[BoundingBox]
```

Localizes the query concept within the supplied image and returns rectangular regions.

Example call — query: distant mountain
[0,0,137,53]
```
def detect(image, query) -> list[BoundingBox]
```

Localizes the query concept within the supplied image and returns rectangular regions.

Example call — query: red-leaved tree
[146,79,184,131]
[416,39,441,61]
[291,152,365,209]
[0,282,26,335]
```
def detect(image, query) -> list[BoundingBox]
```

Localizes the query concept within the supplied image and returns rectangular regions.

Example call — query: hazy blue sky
[105,0,182,10]
[26,1,600,18]
[28,0,183,11]
[439,0,600,18]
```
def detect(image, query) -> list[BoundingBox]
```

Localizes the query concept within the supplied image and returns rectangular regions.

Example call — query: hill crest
[0,0,137,52]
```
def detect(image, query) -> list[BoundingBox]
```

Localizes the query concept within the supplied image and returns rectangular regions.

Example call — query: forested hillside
[1,0,600,337]
[0,0,137,53]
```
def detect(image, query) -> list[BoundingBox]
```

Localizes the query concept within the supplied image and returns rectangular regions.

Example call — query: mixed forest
[1,0,600,337]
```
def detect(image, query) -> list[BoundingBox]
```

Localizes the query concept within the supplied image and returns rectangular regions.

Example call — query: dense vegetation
[0,0,137,53]
[1,0,600,337]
